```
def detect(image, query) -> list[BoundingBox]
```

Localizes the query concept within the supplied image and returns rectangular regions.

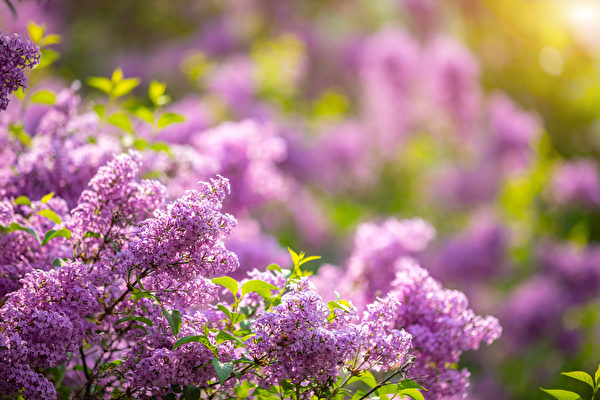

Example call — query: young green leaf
[115,316,153,326]
[5,222,40,243]
[41,192,55,203]
[212,276,239,299]
[27,22,44,43]
[112,78,140,98]
[83,231,102,239]
[595,363,600,388]
[212,357,234,386]
[347,371,377,389]
[38,209,62,224]
[111,68,124,83]
[133,106,155,124]
[172,335,212,350]
[148,80,167,105]
[41,228,71,246]
[540,388,582,400]
[14,196,31,206]
[87,77,113,94]
[241,279,281,298]
[93,104,106,118]
[161,307,182,336]
[106,112,133,133]
[215,331,241,345]
[561,371,594,388]
[40,34,61,47]
[38,48,60,69]
[30,90,56,105]
[267,264,282,273]
[400,388,425,400]
[157,112,185,129]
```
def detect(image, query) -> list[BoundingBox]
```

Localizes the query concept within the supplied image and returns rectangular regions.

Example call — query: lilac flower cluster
[249,278,359,389]
[0,32,40,110]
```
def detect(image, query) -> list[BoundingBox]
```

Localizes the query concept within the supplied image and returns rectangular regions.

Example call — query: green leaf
[182,385,201,400]
[161,307,182,336]
[267,264,282,273]
[30,90,56,105]
[397,380,426,391]
[149,141,171,154]
[172,335,212,350]
[83,231,102,239]
[212,357,234,386]
[134,106,154,124]
[14,196,31,206]
[241,279,281,298]
[112,78,140,98]
[288,248,300,266]
[400,388,425,400]
[52,258,67,268]
[38,209,62,224]
[347,371,377,389]
[87,77,113,94]
[351,390,366,400]
[41,192,54,203]
[148,80,167,105]
[40,34,61,47]
[111,68,124,83]
[27,22,44,44]
[215,331,240,345]
[212,276,239,299]
[97,359,123,373]
[107,112,133,133]
[41,228,71,246]
[595,364,600,388]
[157,112,185,129]
[561,371,594,388]
[38,48,59,69]
[115,316,153,326]
[9,123,31,147]
[540,388,582,400]
[5,222,40,243]
[93,104,106,118]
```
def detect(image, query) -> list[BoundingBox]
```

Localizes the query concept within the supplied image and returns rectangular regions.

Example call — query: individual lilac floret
[551,159,600,209]
[0,32,40,111]
[249,278,359,390]
[124,175,239,279]
[388,258,502,399]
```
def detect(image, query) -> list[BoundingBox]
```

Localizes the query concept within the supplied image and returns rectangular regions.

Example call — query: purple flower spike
[1,32,40,111]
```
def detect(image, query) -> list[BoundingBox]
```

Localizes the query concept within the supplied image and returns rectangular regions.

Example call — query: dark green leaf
[115,316,153,326]
[161,307,182,336]
[172,335,212,350]
[5,222,40,243]
[83,231,102,239]
[41,228,71,246]
[212,357,234,386]
[215,331,241,345]
[182,385,201,400]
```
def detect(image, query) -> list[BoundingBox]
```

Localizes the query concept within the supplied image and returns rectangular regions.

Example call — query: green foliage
[542,363,600,400]
[30,90,56,105]
[37,209,63,225]
[41,228,71,247]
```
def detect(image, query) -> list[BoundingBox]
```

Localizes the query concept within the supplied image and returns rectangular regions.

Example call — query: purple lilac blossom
[550,159,600,208]
[192,120,290,213]
[249,278,360,390]
[389,258,502,399]
[0,32,40,110]
[486,92,540,173]
[360,29,421,153]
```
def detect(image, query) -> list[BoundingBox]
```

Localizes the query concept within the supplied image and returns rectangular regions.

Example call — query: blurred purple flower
[551,159,600,208]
